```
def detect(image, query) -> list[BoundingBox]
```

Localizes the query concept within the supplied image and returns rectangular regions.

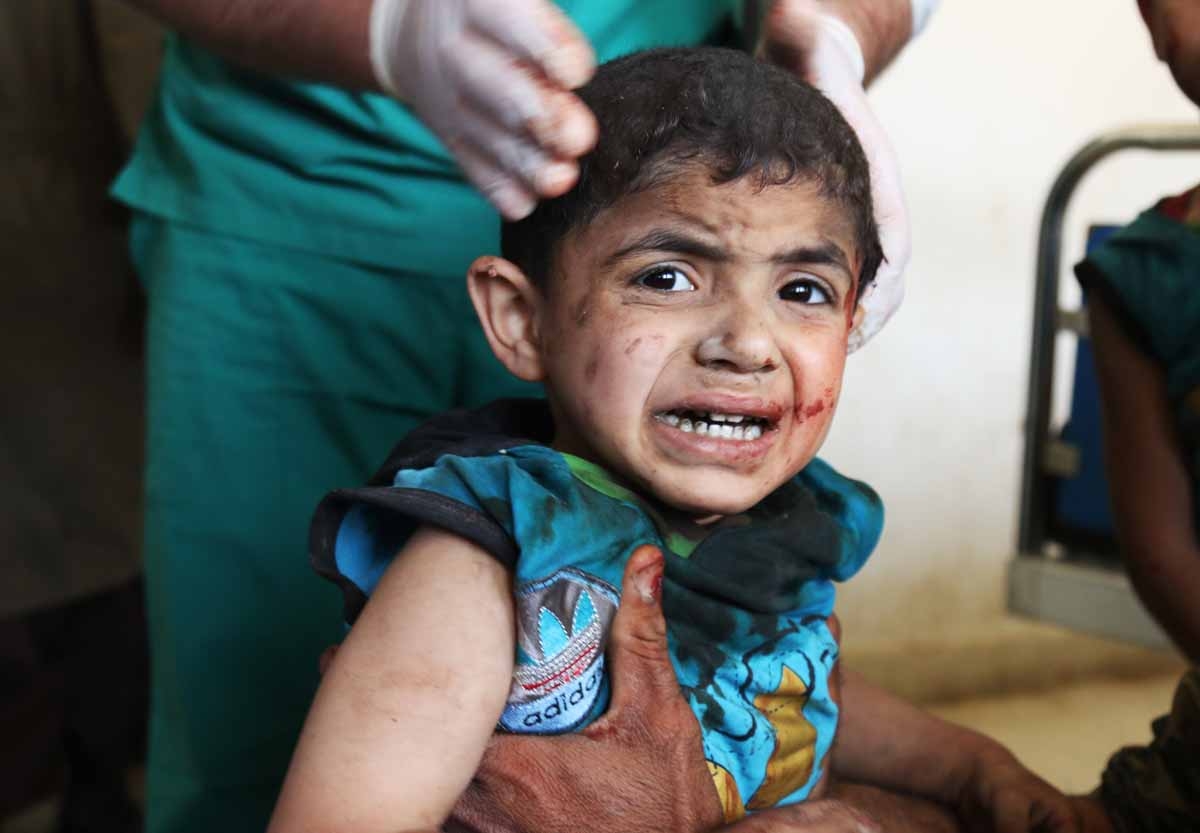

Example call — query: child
[1066,5,1200,830]
[270,47,1073,832]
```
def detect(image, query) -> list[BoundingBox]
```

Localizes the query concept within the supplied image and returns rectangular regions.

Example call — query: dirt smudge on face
[584,356,600,383]
[574,303,591,327]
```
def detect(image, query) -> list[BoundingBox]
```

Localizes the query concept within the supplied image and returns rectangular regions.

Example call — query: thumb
[604,544,680,712]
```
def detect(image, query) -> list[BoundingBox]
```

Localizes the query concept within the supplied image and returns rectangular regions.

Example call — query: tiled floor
[928,671,1184,794]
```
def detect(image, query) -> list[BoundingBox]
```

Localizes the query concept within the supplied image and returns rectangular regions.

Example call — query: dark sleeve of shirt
[1100,669,1200,833]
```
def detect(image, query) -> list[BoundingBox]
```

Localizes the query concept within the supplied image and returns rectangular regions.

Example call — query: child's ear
[466,256,546,382]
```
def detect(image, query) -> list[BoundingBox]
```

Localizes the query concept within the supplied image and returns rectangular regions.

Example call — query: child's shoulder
[310,399,659,624]
[1155,185,1200,228]
[1075,187,1200,375]
[373,400,643,523]
[370,397,557,481]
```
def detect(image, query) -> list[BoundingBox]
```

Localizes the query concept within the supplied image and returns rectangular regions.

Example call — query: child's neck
[549,432,732,535]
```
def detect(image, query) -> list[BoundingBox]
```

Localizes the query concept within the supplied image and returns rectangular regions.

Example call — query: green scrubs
[112,3,740,831]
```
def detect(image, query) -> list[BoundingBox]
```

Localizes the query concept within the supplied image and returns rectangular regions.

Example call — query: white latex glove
[370,0,599,219]
[760,0,911,352]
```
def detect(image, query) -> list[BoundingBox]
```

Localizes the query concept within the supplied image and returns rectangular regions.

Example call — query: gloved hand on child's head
[759,0,914,351]
[369,0,922,349]
[369,0,599,220]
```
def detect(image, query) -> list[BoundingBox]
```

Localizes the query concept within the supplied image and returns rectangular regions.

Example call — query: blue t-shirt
[311,400,883,818]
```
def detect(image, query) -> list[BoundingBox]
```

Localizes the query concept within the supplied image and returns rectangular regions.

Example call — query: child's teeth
[663,410,766,441]
[703,413,747,424]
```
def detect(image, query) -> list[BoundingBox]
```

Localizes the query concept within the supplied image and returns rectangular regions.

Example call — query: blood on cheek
[794,387,838,424]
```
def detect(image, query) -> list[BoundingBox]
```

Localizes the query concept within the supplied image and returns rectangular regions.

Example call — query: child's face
[537,166,862,517]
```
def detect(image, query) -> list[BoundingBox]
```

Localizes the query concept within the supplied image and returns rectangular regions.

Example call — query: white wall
[822,0,1200,641]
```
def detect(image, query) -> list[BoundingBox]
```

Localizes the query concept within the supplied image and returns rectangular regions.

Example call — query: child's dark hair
[501,47,884,296]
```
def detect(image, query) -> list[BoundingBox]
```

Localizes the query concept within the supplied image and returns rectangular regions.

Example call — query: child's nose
[694,308,780,374]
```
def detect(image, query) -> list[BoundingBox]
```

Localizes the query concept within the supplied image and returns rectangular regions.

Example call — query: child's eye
[635,266,696,292]
[778,278,831,305]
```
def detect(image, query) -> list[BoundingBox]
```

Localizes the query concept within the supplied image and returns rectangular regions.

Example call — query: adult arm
[759,0,939,350]
[269,526,515,833]
[450,547,962,833]
[121,0,375,88]
[834,669,1079,833]
[121,0,598,218]
[1087,290,1200,664]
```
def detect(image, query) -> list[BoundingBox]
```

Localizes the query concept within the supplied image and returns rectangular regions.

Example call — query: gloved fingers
[448,134,541,220]
[847,273,904,353]
[447,30,547,130]
[463,0,596,89]
[827,83,909,351]
[761,4,910,350]
[447,31,597,160]
[798,28,908,351]
[525,81,599,159]
[452,105,580,200]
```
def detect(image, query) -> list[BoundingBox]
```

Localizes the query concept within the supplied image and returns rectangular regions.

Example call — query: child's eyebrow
[770,242,853,281]
[605,229,729,266]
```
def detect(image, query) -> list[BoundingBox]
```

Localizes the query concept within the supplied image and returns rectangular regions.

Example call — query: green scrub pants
[130,214,535,833]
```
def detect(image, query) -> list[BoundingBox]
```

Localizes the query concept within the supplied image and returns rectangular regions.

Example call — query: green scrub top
[112,1,741,270]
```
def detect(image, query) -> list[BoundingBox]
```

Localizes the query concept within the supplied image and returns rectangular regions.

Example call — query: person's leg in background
[0,616,64,820]
[1,3,151,829]
[27,581,148,833]
[131,215,497,833]
[0,582,147,833]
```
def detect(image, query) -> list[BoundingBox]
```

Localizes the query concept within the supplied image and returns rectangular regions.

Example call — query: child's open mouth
[653,408,774,442]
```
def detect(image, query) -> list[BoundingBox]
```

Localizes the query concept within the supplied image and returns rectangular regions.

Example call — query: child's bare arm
[1088,291,1200,664]
[269,526,515,833]
[833,669,1080,833]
